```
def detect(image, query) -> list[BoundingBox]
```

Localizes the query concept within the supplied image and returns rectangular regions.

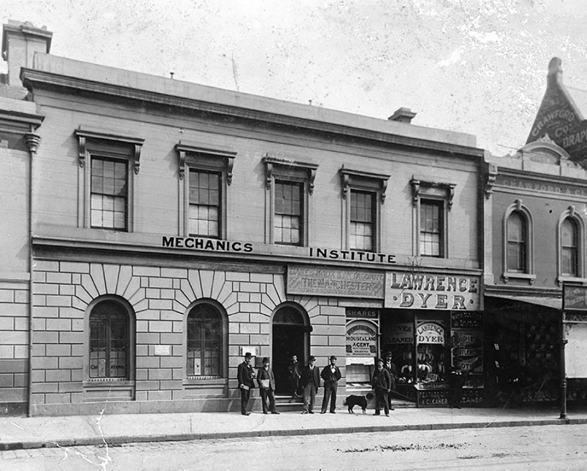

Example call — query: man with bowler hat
[257,357,279,414]
[237,352,256,415]
[300,355,320,414]
[321,355,342,414]
[372,358,392,417]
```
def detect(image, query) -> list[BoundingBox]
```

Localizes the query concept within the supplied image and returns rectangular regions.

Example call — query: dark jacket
[372,367,392,391]
[237,361,256,388]
[321,365,342,383]
[384,361,397,391]
[301,365,321,388]
[257,366,276,391]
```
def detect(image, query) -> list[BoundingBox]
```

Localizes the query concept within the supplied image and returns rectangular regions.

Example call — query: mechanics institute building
[0,22,485,416]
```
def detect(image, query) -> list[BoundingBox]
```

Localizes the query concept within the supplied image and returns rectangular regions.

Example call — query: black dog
[343,393,374,414]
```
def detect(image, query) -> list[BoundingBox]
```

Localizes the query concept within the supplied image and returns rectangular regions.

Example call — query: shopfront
[343,270,483,406]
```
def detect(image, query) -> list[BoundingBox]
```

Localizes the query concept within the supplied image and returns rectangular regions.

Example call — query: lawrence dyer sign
[384,272,480,310]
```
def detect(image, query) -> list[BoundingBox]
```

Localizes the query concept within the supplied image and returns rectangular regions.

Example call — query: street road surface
[2,424,586,470]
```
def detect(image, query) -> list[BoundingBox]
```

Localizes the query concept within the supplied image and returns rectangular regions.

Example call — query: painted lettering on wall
[309,247,396,264]
[384,272,480,310]
[162,237,253,252]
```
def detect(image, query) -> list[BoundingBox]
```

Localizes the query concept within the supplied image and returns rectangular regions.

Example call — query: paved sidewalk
[2,405,587,451]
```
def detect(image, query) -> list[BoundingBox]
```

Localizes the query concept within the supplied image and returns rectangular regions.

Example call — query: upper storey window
[176,142,236,239]
[410,177,455,258]
[76,127,144,232]
[189,170,221,237]
[502,200,535,284]
[420,199,444,257]
[274,180,303,245]
[263,155,317,247]
[557,208,585,285]
[507,211,527,273]
[350,190,375,251]
[340,167,389,253]
[91,158,128,230]
[561,218,579,277]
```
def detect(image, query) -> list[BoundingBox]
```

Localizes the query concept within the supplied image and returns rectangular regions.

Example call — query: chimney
[2,21,52,87]
[547,57,563,87]
[388,107,417,124]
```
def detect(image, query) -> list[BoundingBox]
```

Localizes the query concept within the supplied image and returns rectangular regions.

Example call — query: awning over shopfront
[485,294,562,311]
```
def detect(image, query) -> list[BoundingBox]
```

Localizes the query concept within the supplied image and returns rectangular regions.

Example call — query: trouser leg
[309,385,316,412]
[240,388,250,414]
[382,391,389,415]
[303,384,312,412]
[321,383,331,412]
[260,389,268,413]
[330,382,338,412]
[268,389,276,412]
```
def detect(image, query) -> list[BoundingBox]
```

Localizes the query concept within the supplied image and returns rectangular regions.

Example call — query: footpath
[2,405,587,451]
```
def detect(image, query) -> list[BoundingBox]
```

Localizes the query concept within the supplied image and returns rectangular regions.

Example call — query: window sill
[83,379,135,388]
[502,272,536,285]
[557,276,587,287]
[183,377,227,386]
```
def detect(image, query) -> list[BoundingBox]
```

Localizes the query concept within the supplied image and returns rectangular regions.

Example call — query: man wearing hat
[383,352,397,411]
[237,352,256,416]
[320,355,342,414]
[300,355,321,414]
[371,358,392,417]
[257,357,279,414]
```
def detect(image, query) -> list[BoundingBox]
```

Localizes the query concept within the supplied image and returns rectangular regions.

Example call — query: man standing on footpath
[300,355,320,414]
[237,352,256,416]
[383,352,397,411]
[257,357,280,415]
[372,358,392,417]
[320,355,342,414]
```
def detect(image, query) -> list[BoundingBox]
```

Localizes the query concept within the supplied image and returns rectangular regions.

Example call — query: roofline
[20,55,484,159]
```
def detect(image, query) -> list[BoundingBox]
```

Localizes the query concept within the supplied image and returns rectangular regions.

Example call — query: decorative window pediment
[175,141,237,184]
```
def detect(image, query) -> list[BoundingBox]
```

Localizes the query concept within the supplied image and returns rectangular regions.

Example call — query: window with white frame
[263,155,317,246]
[507,211,527,273]
[340,167,389,253]
[561,218,578,276]
[176,142,236,239]
[557,208,584,284]
[350,190,375,251]
[75,127,143,232]
[410,178,454,258]
[420,199,444,257]
[502,200,535,284]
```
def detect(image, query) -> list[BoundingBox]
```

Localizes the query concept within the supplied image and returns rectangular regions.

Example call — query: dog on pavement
[343,393,374,414]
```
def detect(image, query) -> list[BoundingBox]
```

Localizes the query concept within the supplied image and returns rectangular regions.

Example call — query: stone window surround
[263,154,318,246]
[75,126,144,232]
[502,199,536,285]
[557,206,587,286]
[176,141,236,239]
[340,166,390,253]
[410,177,455,258]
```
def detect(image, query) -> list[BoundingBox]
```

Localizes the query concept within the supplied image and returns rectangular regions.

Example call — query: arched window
[561,218,579,277]
[187,302,224,377]
[89,300,130,379]
[507,211,527,273]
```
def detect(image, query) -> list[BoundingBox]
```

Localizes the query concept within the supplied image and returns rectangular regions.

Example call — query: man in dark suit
[300,355,320,414]
[237,352,256,416]
[383,352,397,411]
[257,357,279,414]
[320,355,342,414]
[372,358,392,417]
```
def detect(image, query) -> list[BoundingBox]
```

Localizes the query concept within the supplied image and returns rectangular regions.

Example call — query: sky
[2,0,587,155]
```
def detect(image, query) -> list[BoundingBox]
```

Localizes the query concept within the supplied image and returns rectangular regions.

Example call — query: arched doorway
[272,304,309,396]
